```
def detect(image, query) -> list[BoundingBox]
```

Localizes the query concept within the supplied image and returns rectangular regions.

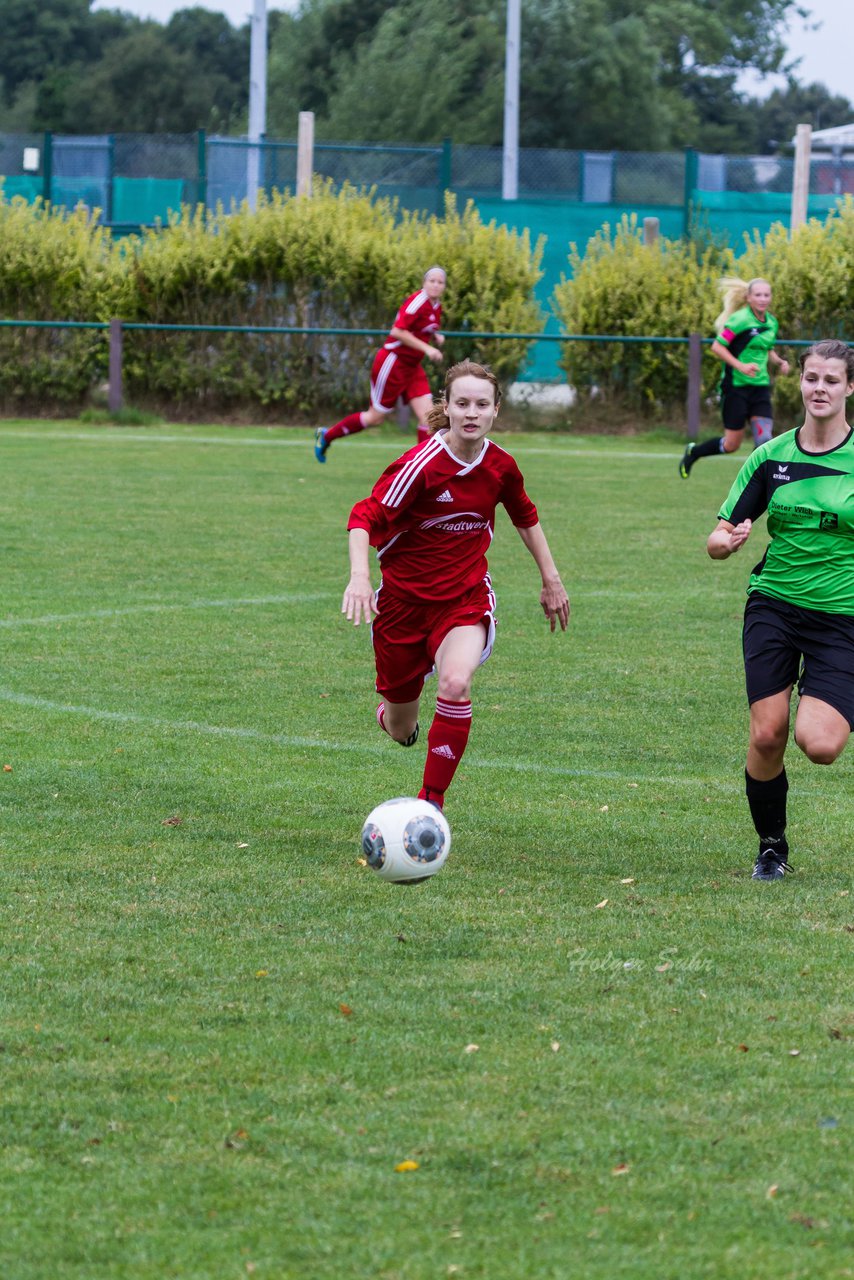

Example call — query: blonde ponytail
[714,277,769,333]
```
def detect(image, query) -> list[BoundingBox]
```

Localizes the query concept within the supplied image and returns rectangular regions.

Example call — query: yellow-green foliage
[0,196,115,406]
[552,202,854,423]
[551,215,725,412]
[0,184,543,414]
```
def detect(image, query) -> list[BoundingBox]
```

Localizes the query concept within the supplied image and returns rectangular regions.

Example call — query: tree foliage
[0,0,849,154]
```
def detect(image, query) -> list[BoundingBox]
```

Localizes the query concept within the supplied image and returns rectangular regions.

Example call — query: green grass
[1,419,851,1279]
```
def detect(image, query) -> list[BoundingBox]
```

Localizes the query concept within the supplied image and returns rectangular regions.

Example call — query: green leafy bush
[0,185,543,416]
[0,195,115,409]
[551,201,854,425]
[551,215,725,413]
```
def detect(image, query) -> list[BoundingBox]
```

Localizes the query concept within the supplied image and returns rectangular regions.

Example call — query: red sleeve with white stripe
[347,445,425,544]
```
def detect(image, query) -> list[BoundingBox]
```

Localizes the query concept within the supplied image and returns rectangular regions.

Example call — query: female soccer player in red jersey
[314,267,447,463]
[342,360,570,810]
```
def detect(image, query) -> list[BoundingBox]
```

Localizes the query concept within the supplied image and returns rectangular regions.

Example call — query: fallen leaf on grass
[594,1206,610,1215]
[394,1160,419,1172]
[356,857,367,866]
[551,1041,560,1052]
[788,1049,800,1057]
[339,1003,353,1017]
[225,1128,248,1150]
[161,815,182,827]
[790,1213,815,1229]
[620,878,635,885]
[611,1163,630,1176]
[255,970,268,979]
[595,899,609,909]
[464,1043,479,1054]
[827,1027,843,1040]
[3,764,12,772]
[766,1184,779,1199]
[236,842,249,849]
[655,962,672,973]
[599,805,609,813]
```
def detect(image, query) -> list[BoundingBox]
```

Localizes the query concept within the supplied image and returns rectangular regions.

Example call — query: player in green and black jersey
[680,277,791,478]
[706,340,854,881]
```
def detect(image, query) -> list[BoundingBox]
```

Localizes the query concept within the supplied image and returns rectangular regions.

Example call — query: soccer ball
[361,797,451,884]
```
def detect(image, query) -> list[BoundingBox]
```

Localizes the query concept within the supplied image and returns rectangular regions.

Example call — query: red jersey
[383,289,442,365]
[348,433,539,603]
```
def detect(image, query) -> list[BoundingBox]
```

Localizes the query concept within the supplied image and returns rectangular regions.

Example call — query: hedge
[0,184,544,416]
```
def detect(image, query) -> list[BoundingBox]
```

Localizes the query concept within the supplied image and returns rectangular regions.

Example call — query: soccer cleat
[314,426,329,463]
[751,843,793,881]
[678,442,697,479]
[417,786,444,810]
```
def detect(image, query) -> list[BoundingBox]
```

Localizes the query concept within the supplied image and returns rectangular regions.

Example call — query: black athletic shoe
[400,723,419,748]
[752,843,793,881]
[679,442,697,479]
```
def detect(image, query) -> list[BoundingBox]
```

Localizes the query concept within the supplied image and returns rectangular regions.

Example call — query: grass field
[1,419,851,1280]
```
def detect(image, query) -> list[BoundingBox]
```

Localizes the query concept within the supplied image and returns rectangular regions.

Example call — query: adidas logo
[436,489,453,502]
[431,744,456,759]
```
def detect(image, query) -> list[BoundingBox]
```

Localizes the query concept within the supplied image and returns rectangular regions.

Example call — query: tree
[753,81,854,154]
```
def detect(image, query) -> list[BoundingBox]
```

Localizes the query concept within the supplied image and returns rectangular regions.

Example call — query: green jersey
[718,426,854,614]
[716,305,779,389]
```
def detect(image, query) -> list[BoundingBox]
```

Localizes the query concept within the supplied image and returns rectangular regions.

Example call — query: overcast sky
[92,0,854,104]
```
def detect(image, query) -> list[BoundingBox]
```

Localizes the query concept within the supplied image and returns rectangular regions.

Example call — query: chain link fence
[2,130,853,226]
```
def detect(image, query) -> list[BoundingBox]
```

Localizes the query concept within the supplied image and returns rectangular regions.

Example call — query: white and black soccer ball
[361,797,451,884]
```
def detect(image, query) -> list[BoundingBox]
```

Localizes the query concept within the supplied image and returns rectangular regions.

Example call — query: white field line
[0,683,738,790]
[0,427,709,463]
[0,593,332,630]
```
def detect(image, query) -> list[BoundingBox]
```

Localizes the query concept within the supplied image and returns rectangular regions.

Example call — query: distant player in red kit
[314,266,447,463]
[342,360,570,810]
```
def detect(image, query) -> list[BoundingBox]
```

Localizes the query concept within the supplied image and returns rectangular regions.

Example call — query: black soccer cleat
[400,722,420,748]
[678,442,697,479]
[752,843,793,882]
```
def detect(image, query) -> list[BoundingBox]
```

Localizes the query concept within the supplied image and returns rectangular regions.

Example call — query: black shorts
[722,384,773,432]
[742,592,854,728]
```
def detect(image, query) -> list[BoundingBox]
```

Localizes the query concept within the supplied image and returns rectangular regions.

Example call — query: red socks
[418,698,472,807]
[325,411,366,443]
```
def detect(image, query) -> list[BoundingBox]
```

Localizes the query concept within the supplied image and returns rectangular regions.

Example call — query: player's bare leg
[377,698,421,747]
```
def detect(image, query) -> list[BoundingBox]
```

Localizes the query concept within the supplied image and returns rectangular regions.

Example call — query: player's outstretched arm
[342,528,378,625]
[707,518,752,560]
[515,522,570,632]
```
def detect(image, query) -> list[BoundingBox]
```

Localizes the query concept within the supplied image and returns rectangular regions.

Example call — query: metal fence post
[439,136,452,214]
[42,132,53,204]
[682,147,698,238]
[686,332,702,440]
[197,128,208,212]
[108,319,124,414]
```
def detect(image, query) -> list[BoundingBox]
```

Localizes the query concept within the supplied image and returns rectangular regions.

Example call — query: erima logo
[773,465,791,481]
[431,744,456,759]
[436,489,453,502]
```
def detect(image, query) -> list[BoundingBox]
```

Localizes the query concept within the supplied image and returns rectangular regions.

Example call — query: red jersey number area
[347,433,539,604]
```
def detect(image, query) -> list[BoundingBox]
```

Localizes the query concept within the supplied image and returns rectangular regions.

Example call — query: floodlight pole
[502,0,520,201]
[247,0,268,210]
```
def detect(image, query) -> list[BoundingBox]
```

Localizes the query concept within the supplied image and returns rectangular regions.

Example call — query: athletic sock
[745,768,788,842]
[692,435,725,459]
[325,411,367,443]
[419,697,472,804]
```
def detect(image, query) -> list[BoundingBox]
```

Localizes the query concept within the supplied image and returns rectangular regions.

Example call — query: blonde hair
[714,277,770,333]
[424,360,501,434]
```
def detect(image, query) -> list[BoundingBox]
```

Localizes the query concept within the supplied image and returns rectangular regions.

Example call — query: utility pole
[247,0,268,210]
[502,0,520,201]
[791,122,811,234]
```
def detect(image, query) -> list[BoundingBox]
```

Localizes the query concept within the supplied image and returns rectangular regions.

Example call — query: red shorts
[371,576,497,703]
[370,349,431,412]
